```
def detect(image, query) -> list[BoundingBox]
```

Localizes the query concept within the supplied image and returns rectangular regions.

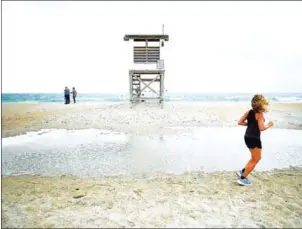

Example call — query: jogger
[237,94,274,186]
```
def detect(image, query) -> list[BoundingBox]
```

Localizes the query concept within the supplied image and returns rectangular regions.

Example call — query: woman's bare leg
[243,147,262,178]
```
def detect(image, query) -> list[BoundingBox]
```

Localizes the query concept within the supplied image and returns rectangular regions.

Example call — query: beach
[3,0,302,227]
[2,101,302,138]
[3,169,302,228]
[2,101,302,228]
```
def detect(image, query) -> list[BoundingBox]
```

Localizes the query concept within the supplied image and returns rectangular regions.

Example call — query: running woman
[237,94,274,186]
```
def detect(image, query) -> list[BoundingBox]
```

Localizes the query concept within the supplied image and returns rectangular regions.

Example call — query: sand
[2,101,302,138]
[2,169,302,228]
[2,101,302,228]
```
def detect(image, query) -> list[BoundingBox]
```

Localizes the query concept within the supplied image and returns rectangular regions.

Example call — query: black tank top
[245,109,261,139]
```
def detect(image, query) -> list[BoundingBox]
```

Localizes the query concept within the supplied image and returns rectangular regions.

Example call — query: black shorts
[244,137,262,149]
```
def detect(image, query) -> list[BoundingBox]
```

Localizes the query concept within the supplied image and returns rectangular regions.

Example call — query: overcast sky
[2,1,302,93]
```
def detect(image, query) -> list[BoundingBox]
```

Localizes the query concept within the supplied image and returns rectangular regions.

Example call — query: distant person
[237,94,274,186]
[72,87,77,103]
[64,86,70,104]
[135,87,140,95]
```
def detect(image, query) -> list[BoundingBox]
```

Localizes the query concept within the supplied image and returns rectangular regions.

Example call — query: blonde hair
[251,94,269,112]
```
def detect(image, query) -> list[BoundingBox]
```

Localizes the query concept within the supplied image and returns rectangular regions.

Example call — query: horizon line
[2,92,302,94]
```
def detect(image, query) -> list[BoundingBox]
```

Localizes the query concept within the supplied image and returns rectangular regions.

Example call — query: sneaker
[237,178,252,186]
[236,170,243,178]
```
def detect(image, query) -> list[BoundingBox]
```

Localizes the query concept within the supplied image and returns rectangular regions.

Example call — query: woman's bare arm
[256,112,273,131]
[238,111,249,126]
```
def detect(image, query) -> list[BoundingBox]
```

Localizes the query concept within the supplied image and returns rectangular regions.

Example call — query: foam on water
[2,93,302,103]
[2,128,302,177]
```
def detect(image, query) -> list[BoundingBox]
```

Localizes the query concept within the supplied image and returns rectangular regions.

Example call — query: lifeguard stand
[124,29,169,105]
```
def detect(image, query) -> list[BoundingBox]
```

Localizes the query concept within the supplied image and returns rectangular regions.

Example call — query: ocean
[2,92,302,103]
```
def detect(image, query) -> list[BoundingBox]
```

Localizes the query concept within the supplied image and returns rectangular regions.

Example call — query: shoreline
[3,100,302,103]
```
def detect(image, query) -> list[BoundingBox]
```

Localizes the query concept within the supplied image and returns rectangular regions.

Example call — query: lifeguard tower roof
[124,34,169,42]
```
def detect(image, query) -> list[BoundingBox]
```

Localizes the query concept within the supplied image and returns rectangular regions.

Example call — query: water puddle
[2,128,302,177]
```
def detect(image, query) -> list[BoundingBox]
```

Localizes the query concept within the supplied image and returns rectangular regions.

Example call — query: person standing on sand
[72,87,77,103]
[64,86,70,104]
[237,94,274,186]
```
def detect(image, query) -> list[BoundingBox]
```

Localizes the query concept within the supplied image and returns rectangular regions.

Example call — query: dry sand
[2,169,302,228]
[2,101,302,138]
[2,101,302,228]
